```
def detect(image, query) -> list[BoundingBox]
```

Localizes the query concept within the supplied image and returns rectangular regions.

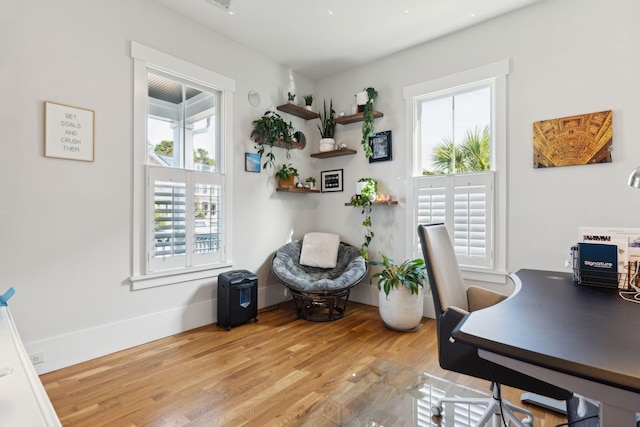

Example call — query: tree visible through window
[420,86,491,175]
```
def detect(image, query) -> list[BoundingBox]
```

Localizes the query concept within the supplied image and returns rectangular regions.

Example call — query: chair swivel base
[290,288,351,322]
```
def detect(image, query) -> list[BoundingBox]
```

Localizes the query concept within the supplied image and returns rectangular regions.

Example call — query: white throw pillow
[299,232,340,268]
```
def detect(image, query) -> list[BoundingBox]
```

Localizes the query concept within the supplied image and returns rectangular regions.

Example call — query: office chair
[417,224,572,427]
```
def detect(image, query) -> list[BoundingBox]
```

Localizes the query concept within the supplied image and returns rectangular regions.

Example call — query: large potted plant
[275,163,298,189]
[360,87,378,158]
[251,110,295,169]
[370,254,428,331]
[317,99,336,152]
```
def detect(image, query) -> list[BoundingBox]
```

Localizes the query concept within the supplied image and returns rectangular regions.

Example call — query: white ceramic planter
[356,91,368,106]
[319,137,335,152]
[378,285,424,331]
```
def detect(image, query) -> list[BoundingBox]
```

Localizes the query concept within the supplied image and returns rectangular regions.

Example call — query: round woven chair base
[290,289,351,322]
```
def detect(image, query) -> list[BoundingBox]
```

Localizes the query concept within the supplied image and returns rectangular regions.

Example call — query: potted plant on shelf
[287,91,295,103]
[275,163,298,189]
[361,87,378,158]
[303,95,314,111]
[305,176,317,190]
[317,99,336,152]
[250,110,295,170]
[350,178,377,260]
[370,254,428,331]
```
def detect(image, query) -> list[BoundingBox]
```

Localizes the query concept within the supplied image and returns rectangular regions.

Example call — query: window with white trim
[405,60,509,276]
[146,71,224,272]
[130,42,235,289]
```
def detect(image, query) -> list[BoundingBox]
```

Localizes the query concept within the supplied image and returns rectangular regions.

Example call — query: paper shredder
[217,270,258,330]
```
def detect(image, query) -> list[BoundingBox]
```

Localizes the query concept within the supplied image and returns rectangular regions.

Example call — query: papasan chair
[271,232,367,321]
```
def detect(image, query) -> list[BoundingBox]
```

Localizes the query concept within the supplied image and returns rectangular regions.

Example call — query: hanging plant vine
[250,110,294,170]
[350,178,377,260]
[361,87,378,158]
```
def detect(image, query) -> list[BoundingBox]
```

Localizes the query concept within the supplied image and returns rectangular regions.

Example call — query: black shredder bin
[217,270,258,330]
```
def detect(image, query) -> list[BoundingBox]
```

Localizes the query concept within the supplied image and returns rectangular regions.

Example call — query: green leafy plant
[303,94,314,106]
[250,110,294,170]
[317,99,336,139]
[287,92,295,102]
[350,178,377,260]
[370,254,428,297]
[275,163,299,181]
[361,87,378,158]
[305,177,316,183]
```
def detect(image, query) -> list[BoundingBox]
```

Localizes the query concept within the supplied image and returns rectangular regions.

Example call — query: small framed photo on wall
[245,153,260,172]
[320,169,344,192]
[369,130,392,163]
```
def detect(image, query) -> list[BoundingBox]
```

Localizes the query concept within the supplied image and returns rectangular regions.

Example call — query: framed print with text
[320,169,343,192]
[45,101,95,162]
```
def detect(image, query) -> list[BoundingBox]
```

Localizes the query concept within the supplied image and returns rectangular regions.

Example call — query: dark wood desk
[453,269,640,426]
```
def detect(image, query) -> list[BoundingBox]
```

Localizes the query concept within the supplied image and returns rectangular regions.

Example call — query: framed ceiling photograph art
[532,110,612,168]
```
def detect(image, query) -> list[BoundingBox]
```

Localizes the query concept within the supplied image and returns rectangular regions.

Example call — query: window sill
[129,263,234,290]
[460,268,509,285]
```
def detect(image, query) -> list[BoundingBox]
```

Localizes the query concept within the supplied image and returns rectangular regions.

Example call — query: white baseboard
[24,284,387,375]
[25,299,216,375]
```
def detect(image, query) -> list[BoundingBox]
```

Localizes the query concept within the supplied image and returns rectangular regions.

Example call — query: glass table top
[295,359,490,427]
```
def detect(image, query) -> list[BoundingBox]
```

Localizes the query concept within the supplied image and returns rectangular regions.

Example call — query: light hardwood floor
[41,301,567,426]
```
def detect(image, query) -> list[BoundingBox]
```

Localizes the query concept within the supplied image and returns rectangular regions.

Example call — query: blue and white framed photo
[245,153,261,172]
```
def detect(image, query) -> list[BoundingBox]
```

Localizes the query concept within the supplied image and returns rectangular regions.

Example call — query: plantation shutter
[148,167,187,272]
[453,173,492,268]
[414,172,493,269]
[415,175,448,226]
[191,172,224,266]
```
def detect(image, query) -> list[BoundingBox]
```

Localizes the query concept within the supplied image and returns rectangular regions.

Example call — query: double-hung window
[405,61,509,280]
[131,42,235,289]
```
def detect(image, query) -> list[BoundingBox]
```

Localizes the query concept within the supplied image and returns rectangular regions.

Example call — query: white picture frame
[44,101,95,162]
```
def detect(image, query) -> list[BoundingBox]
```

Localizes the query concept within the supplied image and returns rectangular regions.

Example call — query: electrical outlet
[29,352,45,365]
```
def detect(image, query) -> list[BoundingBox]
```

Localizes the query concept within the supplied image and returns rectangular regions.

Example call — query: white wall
[3,0,639,374]
[315,0,640,304]
[0,0,318,374]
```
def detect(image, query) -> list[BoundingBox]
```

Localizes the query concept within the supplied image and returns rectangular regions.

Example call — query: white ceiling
[155,0,546,80]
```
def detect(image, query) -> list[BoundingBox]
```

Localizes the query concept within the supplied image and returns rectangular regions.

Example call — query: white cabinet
[0,303,61,426]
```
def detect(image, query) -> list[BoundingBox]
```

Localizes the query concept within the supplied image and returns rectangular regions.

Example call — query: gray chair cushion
[272,241,367,292]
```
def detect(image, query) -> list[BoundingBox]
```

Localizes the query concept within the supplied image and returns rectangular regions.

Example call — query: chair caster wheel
[431,405,443,417]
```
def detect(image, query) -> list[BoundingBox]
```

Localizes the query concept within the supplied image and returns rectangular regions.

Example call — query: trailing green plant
[275,163,299,181]
[350,178,377,260]
[369,254,428,297]
[303,94,314,106]
[250,110,294,170]
[317,99,336,139]
[361,87,378,158]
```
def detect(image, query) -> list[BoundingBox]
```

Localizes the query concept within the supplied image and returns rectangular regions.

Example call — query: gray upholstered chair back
[418,223,469,314]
